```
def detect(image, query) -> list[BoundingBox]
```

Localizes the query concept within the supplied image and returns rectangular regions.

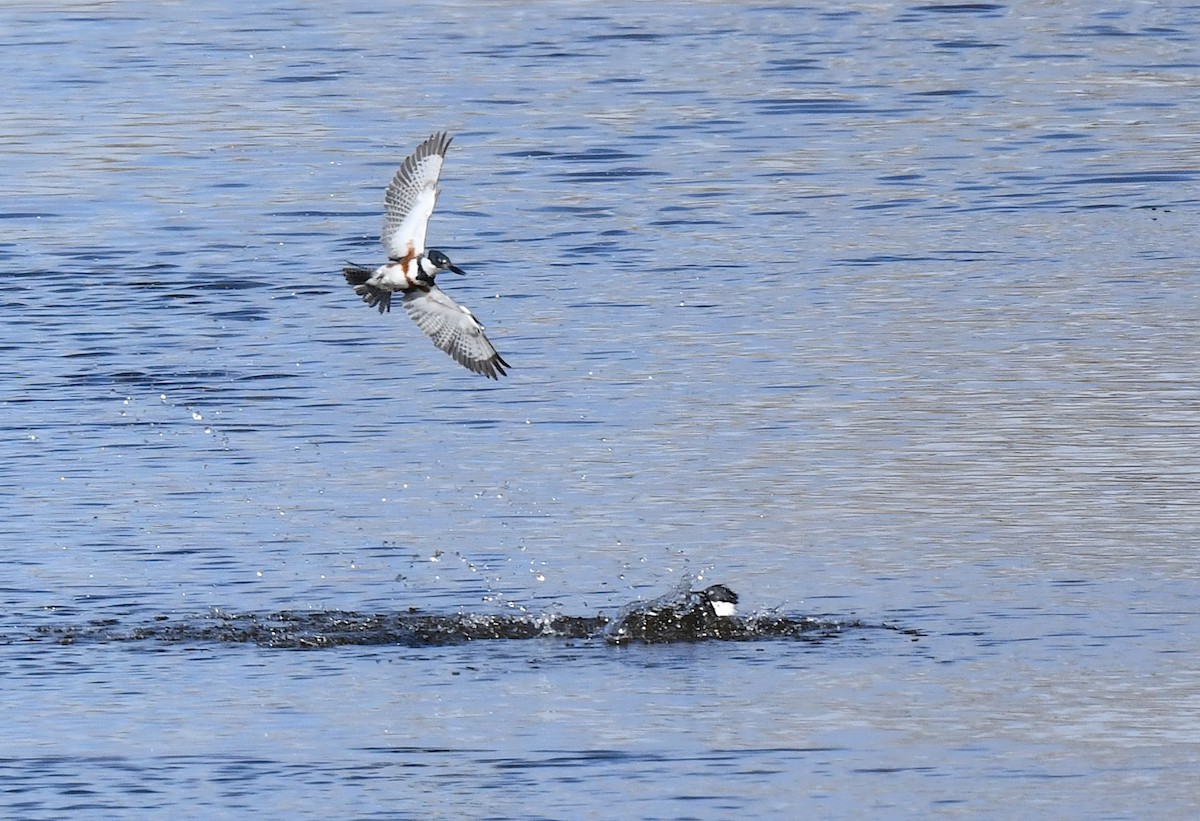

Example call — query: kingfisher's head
[699,584,738,618]
[423,249,465,277]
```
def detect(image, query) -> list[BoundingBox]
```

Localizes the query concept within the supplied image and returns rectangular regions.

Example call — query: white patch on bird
[710,600,737,618]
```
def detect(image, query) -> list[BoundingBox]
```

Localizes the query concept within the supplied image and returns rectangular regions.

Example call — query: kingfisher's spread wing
[381,131,452,261]
[402,285,509,379]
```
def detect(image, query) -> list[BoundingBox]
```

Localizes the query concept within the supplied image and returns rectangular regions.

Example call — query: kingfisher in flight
[343,131,510,379]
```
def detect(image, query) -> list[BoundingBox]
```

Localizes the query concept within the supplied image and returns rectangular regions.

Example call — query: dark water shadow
[27,583,920,650]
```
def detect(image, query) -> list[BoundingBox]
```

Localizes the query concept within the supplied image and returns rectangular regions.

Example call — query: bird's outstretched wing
[382,131,452,261]
[402,285,509,379]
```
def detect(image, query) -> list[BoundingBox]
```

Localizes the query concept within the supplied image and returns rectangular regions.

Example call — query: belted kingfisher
[698,584,739,618]
[343,131,510,379]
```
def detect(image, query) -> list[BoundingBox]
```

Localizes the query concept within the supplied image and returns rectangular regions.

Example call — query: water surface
[2,1,1199,818]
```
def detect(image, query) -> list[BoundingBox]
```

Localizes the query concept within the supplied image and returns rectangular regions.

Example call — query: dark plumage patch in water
[30,585,917,649]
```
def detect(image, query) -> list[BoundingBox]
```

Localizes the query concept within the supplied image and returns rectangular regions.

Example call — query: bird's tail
[343,263,392,313]
[343,263,373,286]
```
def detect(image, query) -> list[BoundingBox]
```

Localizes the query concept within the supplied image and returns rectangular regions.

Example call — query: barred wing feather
[402,285,510,379]
[382,131,452,260]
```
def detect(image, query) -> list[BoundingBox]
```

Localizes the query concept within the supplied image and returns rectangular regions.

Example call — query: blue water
[3,1,1199,818]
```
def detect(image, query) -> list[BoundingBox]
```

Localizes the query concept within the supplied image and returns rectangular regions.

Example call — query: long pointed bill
[449,264,466,276]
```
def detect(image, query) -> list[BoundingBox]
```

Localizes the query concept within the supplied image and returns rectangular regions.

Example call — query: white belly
[370,260,417,291]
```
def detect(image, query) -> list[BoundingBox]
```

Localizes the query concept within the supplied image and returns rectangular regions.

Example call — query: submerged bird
[697,584,739,618]
[343,131,509,379]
